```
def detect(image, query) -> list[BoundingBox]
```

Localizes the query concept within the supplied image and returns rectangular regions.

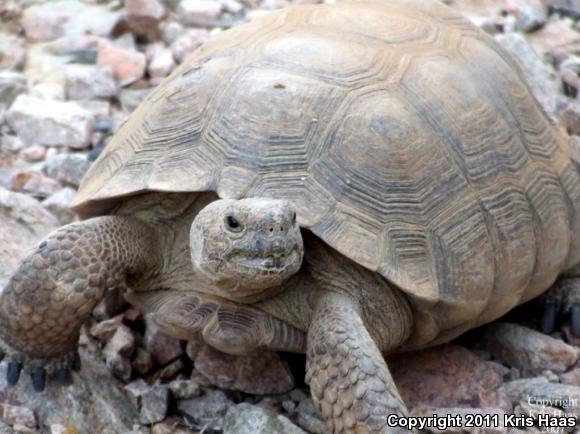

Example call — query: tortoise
[1,0,579,432]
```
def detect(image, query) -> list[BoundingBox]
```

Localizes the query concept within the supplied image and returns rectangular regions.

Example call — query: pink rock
[1,404,36,429]
[20,145,46,162]
[389,344,502,409]
[145,318,183,365]
[170,29,209,64]
[125,0,166,40]
[194,344,294,395]
[89,314,124,341]
[97,40,146,86]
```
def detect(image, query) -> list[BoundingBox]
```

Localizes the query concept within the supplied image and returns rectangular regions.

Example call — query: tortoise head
[190,198,304,302]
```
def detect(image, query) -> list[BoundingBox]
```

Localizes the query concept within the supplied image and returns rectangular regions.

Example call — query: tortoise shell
[74,0,580,348]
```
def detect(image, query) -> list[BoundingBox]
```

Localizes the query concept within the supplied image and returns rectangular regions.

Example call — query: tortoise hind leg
[306,292,410,434]
[0,216,160,390]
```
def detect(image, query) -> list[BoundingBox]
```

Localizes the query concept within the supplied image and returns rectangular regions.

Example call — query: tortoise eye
[225,215,243,233]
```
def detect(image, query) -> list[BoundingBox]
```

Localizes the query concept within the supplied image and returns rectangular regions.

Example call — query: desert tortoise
[1,0,579,433]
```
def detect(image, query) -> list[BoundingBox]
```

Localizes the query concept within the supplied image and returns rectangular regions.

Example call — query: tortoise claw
[7,355,23,386]
[54,367,72,386]
[31,367,46,392]
[571,304,580,337]
[541,301,557,334]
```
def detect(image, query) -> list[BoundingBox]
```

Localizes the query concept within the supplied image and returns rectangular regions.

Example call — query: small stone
[177,389,233,432]
[0,33,25,71]
[0,71,26,113]
[148,47,176,80]
[223,403,306,434]
[6,95,94,149]
[527,19,580,60]
[103,324,135,382]
[389,344,502,408]
[145,317,183,366]
[168,379,201,400]
[132,348,154,375]
[177,0,223,28]
[139,382,169,425]
[496,377,549,406]
[42,187,78,224]
[185,335,204,361]
[1,404,37,430]
[514,5,547,32]
[294,398,326,434]
[523,382,580,418]
[161,21,185,45]
[152,358,185,382]
[483,323,580,375]
[65,65,117,100]
[125,0,166,40]
[97,40,146,86]
[20,145,47,162]
[124,378,150,409]
[194,344,294,394]
[43,153,91,187]
[20,174,63,198]
[171,29,210,64]
[118,89,152,113]
[560,367,580,386]
[89,314,124,341]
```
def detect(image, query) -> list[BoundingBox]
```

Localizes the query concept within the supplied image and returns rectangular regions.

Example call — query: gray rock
[43,153,91,187]
[20,145,47,162]
[125,378,150,409]
[170,29,209,64]
[494,33,560,121]
[223,403,306,434]
[497,377,550,406]
[148,47,176,80]
[11,172,63,198]
[132,348,154,375]
[97,39,146,86]
[90,314,125,341]
[522,382,580,418]
[103,324,135,382]
[42,187,78,224]
[515,5,547,32]
[483,323,580,375]
[177,0,223,28]
[177,389,233,432]
[125,0,166,40]
[168,379,202,400]
[139,382,169,425]
[0,33,25,71]
[195,344,294,394]
[144,317,183,366]
[65,65,118,100]
[6,95,94,149]
[294,398,326,434]
[0,404,37,431]
[0,72,26,113]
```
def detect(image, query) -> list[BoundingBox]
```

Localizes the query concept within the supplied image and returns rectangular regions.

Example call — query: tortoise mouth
[230,247,301,274]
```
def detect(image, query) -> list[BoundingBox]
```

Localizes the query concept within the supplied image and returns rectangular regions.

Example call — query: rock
[148,47,176,80]
[0,404,37,430]
[42,187,78,224]
[0,33,25,71]
[43,153,91,187]
[168,379,202,400]
[132,348,154,375]
[522,382,580,418]
[65,65,118,100]
[144,317,183,366]
[0,345,139,432]
[161,21,186,45]
[494,33,560,120]
[0,187,58,287]
[483,323,580,374]
[152,358,185,382]
[171,29,210,64]
[97,40,146,86]
[6,95,94,149]
[103,324,135,382]
[118,89,152,113]
[11,172,63,198]
[560,367,580,386]
[223,403,306,434]
[177,0,223,28]
[526,19,580,61]
[177,389,233,432]
[20,145,47,162]
[90,314,125,341]
[125,379,150,409]
[185,335,204,361]
[21,0,121,43]
[294,398,326,434]
[389,344,502,408]
[194,344,294,394]
[0,72,26,113]
[125,0,166,41]
[411,406,506,433]
[560,56,580,99]
[496,377,549,406]
[139,382,169,425]
[514,5,547,32]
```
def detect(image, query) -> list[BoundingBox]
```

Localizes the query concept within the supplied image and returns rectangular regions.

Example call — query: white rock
[0,32,25,71]
[6,95,94,149]
[177,0,223,28]
[0,71,26,112]
[171,29,209,64]
[223,403,306,434]
[42,187,78,224]
[97,40,146,86]
[148,47,176,79]
[65,65,117,100]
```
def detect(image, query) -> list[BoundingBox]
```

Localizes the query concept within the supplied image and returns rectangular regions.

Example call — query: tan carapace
[1,1,578,433]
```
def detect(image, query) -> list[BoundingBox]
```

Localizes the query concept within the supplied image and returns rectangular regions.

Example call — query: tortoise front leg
[0,216,160,390]
[126,290,306,355]
[307,292,410,434]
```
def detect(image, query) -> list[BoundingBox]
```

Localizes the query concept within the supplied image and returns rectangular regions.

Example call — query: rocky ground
[0,0,579,433]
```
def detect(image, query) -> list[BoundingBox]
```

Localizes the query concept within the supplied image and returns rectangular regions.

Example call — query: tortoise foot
[539,277,580,337]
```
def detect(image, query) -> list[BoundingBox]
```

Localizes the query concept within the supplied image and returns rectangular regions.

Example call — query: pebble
[103,324,135,382]
[6,95,94,149]
[20,145,47,162]
[1,404,37,430]
[65,65,118,100]
[41,186,78,224]
[483,323,580,374]
[0,71,26,113]
[194,343,295,394]
[223,403,306,434]
[177,389,233,432]
[148,47,176,80]
[125,0,166,41]
[97,40,146,86]
[144,318,183,365]
[514,5,547,32]
[168,379,202,400]
[132,348,154,375]
[177,0,224,28]
[90,314,124,341]
[170,29,210,64]
[0,33,25,71]
[43,153,91,187]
